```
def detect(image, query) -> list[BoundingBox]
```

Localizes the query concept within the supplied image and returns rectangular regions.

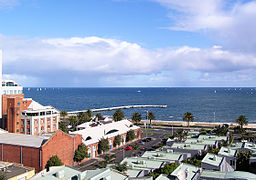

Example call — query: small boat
[214,90,217,93]
[137,90,141,93]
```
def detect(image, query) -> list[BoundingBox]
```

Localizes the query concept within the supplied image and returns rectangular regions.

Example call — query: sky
[0,0,256,87]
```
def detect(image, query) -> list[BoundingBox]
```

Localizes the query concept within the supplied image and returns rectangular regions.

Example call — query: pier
[67,105,167,115]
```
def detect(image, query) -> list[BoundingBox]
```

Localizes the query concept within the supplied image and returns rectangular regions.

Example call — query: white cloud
[154,0,256,52]
[1,35,256,86]
[0,0,18,8]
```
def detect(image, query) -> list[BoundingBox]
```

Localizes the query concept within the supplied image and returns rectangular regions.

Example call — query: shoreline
[141,120,256,129]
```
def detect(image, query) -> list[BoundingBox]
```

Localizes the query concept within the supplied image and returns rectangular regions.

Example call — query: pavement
[74,127,172,171]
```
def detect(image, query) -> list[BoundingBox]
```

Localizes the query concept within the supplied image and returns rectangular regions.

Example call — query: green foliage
[229,132,234,144]
[60,110,67,118]
[95,154,115,168]
[113,109,124,122]
[236,115,248,129]
[199,129,207,135]
[77,112,91,124]
[58,121,68,133]
[69,116,79,128]
[0,171,6,180]
[182,158,202,167]
[132,112,142,125]
[126,130,136,142]
[86,109,93,118]
[96,113,103,119]
[113,135,121,147]
[207,146,220,155]
[113,162,128,172]
[149,163,179,179]
[74,144,88,162]
[175,129,188,142]
[131,143,139,150]
[234,126,245,134]
[237,150,251,171]
[45,155,63,171]
[183,112,194,127]
[97,137,109,154]
[213,125,229,136]
[147,112,155,125]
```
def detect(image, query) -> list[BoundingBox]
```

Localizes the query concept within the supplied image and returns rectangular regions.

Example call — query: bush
[74,144,88,162]
[126,130,135,142]
[149,163,179,179]
[113,109,124,122]
[98,138,109,154]
[58,121,68,133]
[45,155,63,171]
[113,135,121,147]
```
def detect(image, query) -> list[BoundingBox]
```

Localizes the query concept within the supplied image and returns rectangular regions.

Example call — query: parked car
[124,146,133,150]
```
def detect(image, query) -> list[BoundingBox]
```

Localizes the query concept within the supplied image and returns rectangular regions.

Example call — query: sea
[24,87,256,123]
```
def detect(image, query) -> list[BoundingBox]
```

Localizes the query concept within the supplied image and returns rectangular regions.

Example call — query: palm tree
[236,115,248,129]
[147,112,155,125]
[132,112,142,125]
[175,129,188,142]
[183,112,194,127]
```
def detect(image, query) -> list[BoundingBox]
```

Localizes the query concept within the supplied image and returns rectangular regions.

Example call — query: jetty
[68,105,167,115]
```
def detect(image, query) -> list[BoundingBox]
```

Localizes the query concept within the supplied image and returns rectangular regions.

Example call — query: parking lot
[74,127,172,171]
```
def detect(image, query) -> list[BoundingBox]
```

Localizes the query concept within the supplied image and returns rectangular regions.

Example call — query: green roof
[121,157,165,170]
[202,153,224,167]
[84,168,128,180]
[141,150,183,161]
[31,166,86,180]
[201,170,256,180]
[155,174,174,180]
[198,135,227,141]
[218,147,237,157]
[171,163,200,180]
[171,142,206,150]
[244,142,256,151]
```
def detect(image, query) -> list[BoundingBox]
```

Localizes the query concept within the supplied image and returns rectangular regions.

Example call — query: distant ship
[214,90,217,93]
[137,90,141,93]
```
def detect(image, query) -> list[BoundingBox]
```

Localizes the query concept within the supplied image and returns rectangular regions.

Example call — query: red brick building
[0,130,82,172]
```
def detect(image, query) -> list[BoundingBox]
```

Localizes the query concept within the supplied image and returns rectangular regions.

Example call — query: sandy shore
[141,120,256,129]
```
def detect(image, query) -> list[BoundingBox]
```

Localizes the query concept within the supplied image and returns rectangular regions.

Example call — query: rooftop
[218,147,237,157]
[185,138,217,146]
[200,170,256,180]
[84,168,128,180]
[31,165,85,180]
[121,157,165,170]
[141,150,183,162]
[198,135,227,141]
[202,153,224,167]
[0,133,49,148]
[171,163,200,180]
[0,162,34,179]
[2,80,21,87]
[171,142,206,151]
[70,119,140,146]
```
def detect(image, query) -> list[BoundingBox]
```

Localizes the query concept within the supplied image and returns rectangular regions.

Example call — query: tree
[97,137,109,154]
[69,116,79,128]
[113,135,121,147]
[149,163,179,179]
[237,150,251,171]
[96,113,103,120]
[45,155,63,171]
[113,109,124,122]
[213,124,229,136]
[126,130,135,142]
[113,162,128,172]
[183,112,194,127]
[60,110,67,118]
[74,144,88,162]
[147,112,155,125]
[58,121,68,133]
[0,171,6,180]
[236,115,248,129]
[95,154,115,168]
[132,112,141,125]
[86,109,93,119]
[175,129,188,142]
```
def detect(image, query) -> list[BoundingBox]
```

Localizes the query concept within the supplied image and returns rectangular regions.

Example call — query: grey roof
[0,133,49,148]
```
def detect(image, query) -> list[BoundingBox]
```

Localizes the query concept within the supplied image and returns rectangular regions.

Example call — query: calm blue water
[23,88,256,123]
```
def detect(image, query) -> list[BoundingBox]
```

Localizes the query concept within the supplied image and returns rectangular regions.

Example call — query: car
[124,146,133,150]
[138,141,145,145]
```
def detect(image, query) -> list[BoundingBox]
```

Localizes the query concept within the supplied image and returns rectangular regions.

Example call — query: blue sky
[0,0,256,87]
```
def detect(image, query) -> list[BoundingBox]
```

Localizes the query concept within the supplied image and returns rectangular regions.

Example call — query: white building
[20,99,60,135]
[2,80,23,95]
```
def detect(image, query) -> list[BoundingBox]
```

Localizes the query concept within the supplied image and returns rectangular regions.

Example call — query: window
[53,125,56,129]
[41,119,44,124]
[16,129,19,132]
[17,102,20,106]
[27,120,30,125]
[21,120,24,125]
[47,118,50,122]
[53,117,56,122]
[16,122,19,125]
[40,112,45,116]
[21,128,24,132]
[47,125,50,129]
[27,129,30,133]
[10,90,13,94]
[88,147,91,158]
[14,90,17,94]
[46,111,51,115]
[41,126,44,130]
[35,120,38,125]
[35,128,38,132]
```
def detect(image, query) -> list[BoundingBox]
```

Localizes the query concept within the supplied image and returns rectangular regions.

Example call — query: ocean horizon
[24,87,256,123]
